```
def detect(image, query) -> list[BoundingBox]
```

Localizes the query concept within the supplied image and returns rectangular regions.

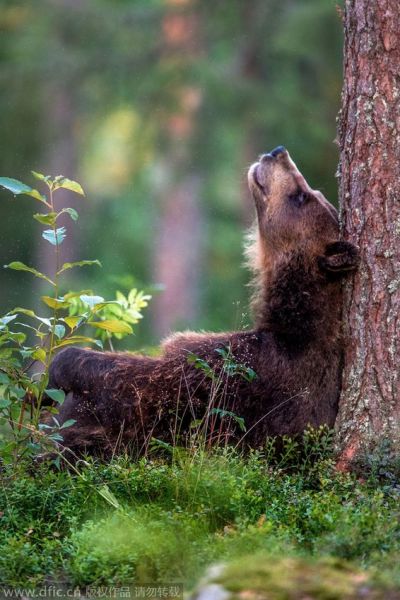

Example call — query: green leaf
[90,301,122,313]
[55,336,103,349]
[31,170,49,182]
[28,384,40,398]
[57,260,101,275]
[33,212,57,226]
[9,307,36,318]
[8,331,26,344]
[53,178,85,196]
[4,262,55,286]
[149,438,173,454]
[209,408,247,432]
[59,207,79,221]
[52,456,61,470]
[0,177,46,202]
[8,386,25,399]
[187,352,215,380]
[20,349,34,359]
[42,227,66,246]
[88,320,133,334]
[36,316,52,328]
[38,423,52,430]
[80,295,105,308]
[97,484,121,509]
[0,398,11,408]
[0,315,17,326]
[63,290,92,300]
[32,348,47,363]
[49,433,64,442]
[243,367,257,382]
[41,296,71,310]
[63,316,83,329]
[60,418,76,429]
[45,389,66,404]
[54,324,66,339]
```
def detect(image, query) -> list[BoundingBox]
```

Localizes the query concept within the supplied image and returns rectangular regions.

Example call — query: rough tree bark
[336,0,400,465]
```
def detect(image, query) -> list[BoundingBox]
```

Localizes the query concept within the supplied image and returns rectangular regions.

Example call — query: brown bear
[46,147,359,458]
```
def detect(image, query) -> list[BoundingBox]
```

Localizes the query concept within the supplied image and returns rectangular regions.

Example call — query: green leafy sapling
[187,345,256,384]
[0,172,150,463]
[185,345,256,447]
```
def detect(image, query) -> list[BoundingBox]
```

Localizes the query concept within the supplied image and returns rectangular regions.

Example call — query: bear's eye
[288,191,310,208]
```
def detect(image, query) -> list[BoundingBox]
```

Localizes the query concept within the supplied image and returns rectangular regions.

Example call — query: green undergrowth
[1,446,400,596]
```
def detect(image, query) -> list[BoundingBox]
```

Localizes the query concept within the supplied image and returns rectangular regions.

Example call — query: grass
[1,439,400,597]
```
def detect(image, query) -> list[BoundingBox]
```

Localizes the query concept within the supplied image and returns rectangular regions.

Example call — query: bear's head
[247,146,359,277]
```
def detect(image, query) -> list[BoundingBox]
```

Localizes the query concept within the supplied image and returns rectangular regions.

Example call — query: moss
[213,555,385,600]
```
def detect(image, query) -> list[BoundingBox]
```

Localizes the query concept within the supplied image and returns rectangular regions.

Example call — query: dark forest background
[0,0,343,348]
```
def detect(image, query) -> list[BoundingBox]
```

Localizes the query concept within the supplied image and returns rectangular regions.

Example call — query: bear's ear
[318,241,360,274]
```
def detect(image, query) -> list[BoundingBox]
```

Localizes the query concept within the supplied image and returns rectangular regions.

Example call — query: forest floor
[1,443,400,599]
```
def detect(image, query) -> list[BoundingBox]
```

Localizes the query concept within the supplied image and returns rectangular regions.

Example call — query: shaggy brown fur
[46,147,359,457]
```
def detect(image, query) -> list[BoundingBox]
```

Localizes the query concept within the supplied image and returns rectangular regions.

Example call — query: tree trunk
[152,0,205,338]
[37,0,83,282]
[336,0,400,466]
[37,82,79,281]
[153,170,203,337]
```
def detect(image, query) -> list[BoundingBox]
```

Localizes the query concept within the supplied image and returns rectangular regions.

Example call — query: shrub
[0,173,150,465]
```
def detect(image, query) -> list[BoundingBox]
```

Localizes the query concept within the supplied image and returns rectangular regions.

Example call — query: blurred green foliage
[0,0,343,346]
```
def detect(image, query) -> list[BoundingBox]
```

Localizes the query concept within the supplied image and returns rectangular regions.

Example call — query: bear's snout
[261,145,287,160]
[270,145,286,157]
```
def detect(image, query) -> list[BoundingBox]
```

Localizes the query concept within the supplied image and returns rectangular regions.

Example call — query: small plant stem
[7,406,15,432]
[34,185,61,426]
[107,333,114,352]
[49,185,61,358]
[17,395,27,432]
